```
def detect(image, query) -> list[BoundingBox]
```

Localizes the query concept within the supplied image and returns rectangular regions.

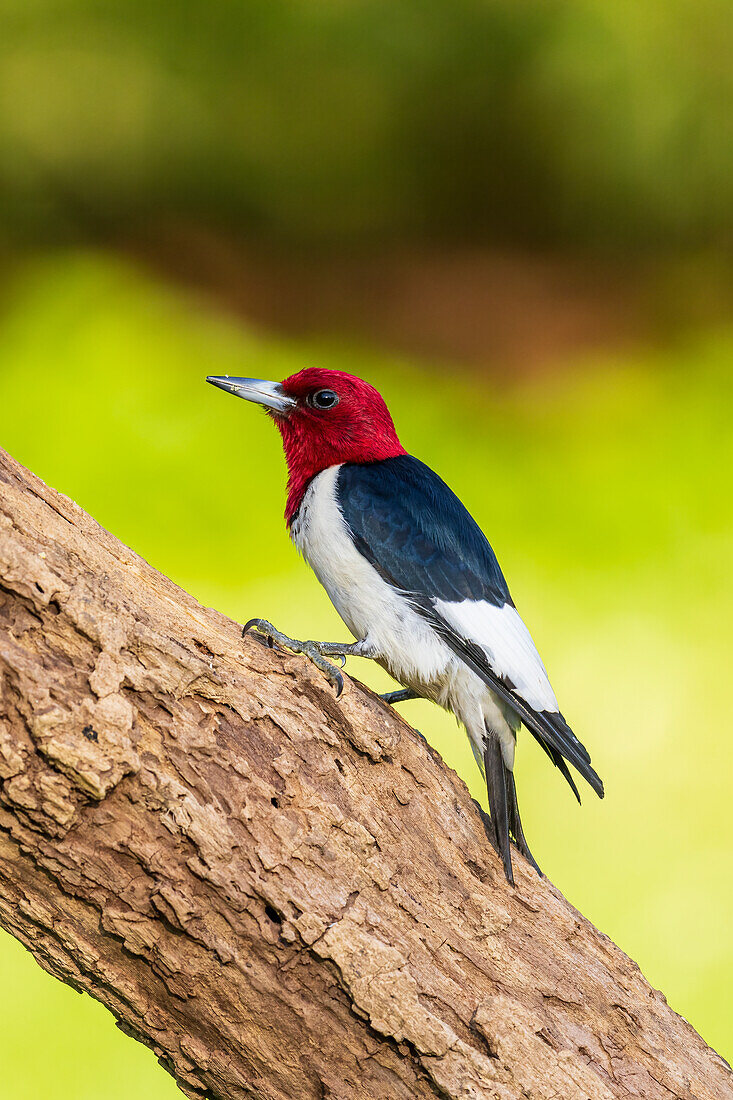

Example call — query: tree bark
[0,446,729,1100]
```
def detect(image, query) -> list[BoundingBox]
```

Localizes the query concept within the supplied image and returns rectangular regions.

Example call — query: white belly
[290,465,518,768]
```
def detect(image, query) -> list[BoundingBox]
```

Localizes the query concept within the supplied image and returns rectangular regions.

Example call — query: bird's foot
[243,618,366,697]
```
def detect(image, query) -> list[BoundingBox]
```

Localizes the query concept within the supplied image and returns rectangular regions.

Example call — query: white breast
[290,465,453,690]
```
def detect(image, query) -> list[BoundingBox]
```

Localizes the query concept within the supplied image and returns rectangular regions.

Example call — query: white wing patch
[434,598,559,713]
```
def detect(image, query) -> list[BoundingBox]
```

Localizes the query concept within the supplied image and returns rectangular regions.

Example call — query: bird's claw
[242,618,345,697]
[243,618,278,642]
[300,641,345,697]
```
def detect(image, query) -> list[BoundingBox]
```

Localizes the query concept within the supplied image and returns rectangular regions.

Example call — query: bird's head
[207,368,406,523]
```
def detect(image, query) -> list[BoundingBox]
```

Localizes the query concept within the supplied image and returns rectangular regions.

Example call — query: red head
[207,368,406,523]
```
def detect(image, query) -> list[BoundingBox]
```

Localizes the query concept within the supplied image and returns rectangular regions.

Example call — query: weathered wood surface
[0,447,729,1100]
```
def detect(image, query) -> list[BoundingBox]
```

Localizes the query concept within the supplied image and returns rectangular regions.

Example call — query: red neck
[280,423,406,525]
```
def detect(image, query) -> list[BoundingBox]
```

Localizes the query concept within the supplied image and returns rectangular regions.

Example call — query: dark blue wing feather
[337,455,512,607]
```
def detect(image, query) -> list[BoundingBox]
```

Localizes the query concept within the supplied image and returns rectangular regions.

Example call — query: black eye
[307,388,339,410]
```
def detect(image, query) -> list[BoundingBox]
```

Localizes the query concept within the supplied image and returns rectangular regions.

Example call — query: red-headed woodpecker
[207,368,603,883]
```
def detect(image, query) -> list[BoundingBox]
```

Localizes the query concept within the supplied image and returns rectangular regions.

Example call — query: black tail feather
[541,711,604,798]
[535,737,582,803]
[553,751,581,803]
[505,767,542,875]
[483,739,514,885]
[483,737,544,883]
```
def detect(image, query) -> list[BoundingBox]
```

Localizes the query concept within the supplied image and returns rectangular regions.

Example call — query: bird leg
[242,618,373,697]
[380,687,419,705]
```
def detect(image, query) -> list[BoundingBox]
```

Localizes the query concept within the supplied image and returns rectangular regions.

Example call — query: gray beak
[206,376,297,415]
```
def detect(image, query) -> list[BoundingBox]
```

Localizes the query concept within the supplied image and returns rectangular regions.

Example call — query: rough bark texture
[0,446,729,1100]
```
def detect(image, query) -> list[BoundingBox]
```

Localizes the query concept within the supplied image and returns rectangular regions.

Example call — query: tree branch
[0,447,729,1100]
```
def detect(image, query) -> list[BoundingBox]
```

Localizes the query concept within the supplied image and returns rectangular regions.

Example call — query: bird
[206,368,603,883]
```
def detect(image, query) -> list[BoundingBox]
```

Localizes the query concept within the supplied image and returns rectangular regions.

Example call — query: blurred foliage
[0,0,731,249]
[0,253,730,1099]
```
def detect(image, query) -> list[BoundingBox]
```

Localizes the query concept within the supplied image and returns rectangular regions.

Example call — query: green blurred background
[0,2,731,1095]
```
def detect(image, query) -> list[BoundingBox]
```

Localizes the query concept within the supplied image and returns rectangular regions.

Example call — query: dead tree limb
[0,447,729,1100]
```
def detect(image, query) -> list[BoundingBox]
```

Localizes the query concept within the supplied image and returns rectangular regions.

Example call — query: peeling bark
[0,446,729,1100]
